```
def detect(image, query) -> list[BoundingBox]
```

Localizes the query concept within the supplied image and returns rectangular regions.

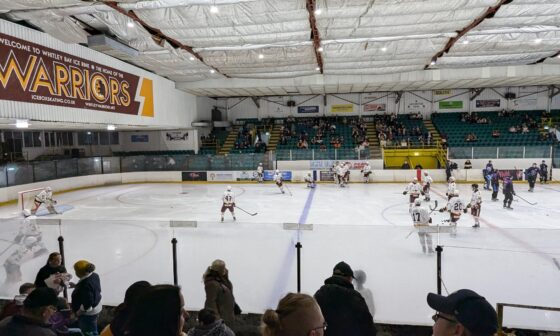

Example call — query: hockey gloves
[403,191,407,195]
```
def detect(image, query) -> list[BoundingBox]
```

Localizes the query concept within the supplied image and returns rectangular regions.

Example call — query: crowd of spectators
[233,126,267,153]
[374,114,431,148]
[0,250,500,336]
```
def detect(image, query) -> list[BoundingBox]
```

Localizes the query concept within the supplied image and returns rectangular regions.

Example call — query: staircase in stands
[423,120,442,145]
[266,124,282,153]
[218,126,240,155]
[365,121,382,159]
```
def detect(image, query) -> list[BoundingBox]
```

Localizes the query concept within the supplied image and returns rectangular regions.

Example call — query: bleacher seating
[432,111,555,147]
[113,150,195,156]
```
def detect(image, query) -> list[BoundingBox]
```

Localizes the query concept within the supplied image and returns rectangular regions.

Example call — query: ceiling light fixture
[430,60,436,65]
[210,5,219,13]
[189,56,195,61]
[127,21,135,28]
[314,8,322,15]
[317,47,323,52]
[535,38,542,44]
[258,54,264,59]
[381,47,387,52]
[315,67,320,71]
[462,40,469,44]
[16,120,29,128]
[107,124,116,131]
[210,69,216,74]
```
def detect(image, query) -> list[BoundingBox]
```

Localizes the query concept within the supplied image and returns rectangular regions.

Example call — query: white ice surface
[0,182,559,330]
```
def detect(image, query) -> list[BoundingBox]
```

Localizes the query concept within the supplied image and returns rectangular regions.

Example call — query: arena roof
[2,0,560,97]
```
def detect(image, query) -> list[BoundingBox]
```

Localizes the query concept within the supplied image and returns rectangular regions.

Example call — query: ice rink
[0,181,559,330]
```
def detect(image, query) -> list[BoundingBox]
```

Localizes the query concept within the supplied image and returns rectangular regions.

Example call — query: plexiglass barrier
[449,146,553,160]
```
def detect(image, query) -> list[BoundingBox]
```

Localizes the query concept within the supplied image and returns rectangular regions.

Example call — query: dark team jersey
[525,167,539,178]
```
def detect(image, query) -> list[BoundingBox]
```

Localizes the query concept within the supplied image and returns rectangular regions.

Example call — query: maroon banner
[0,32,153,116]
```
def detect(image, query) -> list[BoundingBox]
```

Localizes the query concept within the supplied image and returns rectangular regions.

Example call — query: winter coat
[34,264,67,288]
[186,320,235,336]
[71,272,102,316]
[204,272,235,324]
[0,315,56,336]
[314,275,377,336]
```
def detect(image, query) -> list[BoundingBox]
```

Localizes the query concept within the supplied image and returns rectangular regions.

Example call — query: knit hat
[210,259,226,274]
[24,287,58,309]
[74,260,94,277]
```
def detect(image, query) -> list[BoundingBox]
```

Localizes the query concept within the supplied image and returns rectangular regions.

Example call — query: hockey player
[343,162,351,185]
[411,199,434,254]
[422,171,433,201]
[403,177,422,212]
[273,170,285,194]
[467,183,482,228]
[304,173,316,188]
[490,169,500,201]
[446,176,456,201]
[337,162,348,187]
[484,160,493,190]
[539,160,548,184]
[220,186,236,222]
[525,163,539,192]
[30,187,57,215]
[256,163,264,183]
[361,163,372,183]
[439,189,467,237]
[3,215,48,284]
[331,161,340,184]
[502,176,515,210]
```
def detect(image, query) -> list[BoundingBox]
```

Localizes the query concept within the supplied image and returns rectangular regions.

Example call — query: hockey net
[17,188,45,213]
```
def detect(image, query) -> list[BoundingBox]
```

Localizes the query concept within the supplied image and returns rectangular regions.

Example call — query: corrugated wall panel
[0,19,196,128]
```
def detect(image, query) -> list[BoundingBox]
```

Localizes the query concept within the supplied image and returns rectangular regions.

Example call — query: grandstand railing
[496,303,560,335]
[275,148,379,161]
[448,146,553,160]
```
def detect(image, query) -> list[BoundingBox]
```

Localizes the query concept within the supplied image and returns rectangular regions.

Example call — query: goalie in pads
[411,199,434,254]
[30,187,58,215]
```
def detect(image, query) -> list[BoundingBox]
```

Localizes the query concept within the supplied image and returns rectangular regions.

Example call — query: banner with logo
[207,171,236,182]
[310,160,368,170]
[475,99,500,108]
[263,170,292,181]
[319,171,335,181]
[513,98,537,108]
[297,106,319,113]
[439,101,463,109]
[0,32,154,116]
[407,102,426,110]
[497,169,523,181]
[363,103,386,112]
[182,171,207,181]
[236,171,257,181]
[165,131,188,141]
[331,104,354,113]
[131,135,149,142]
[434,89,452,96]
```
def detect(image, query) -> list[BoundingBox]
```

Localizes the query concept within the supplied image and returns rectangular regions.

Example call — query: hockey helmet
[449,176,455,182]
[46,187,52,192]
[414,199,422,206]
[542,160,546,163]
[22,209,31,217]
[423,171,429,176]
[259,162,262,165]
[227,186,232,191]
[471,183,479,190]
[533,162,537,167]
[412,177,418,182]
[276,169,280,173]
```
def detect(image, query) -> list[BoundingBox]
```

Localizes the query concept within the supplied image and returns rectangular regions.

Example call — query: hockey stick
[285,184,293,196]
[515,194,537,205]
[234,205,258,216]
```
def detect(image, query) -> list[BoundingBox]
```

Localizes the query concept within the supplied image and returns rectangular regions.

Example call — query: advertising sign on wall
[319,170,335,181]
[475,99,501,108]
[497,169,523,181]
[439,101,463,109]
[297,106,319,113]
[131,135,149,142]
[182,171,207,181]
[363,103,386,112]
[407,102,426,110]
[434,89,452,95]
[331,104,354,113]
[0,32,154,116]
[165,131,188,141]
[207,171,236,182]
[236,171,257,181]
[264,170,292,181]
[513,98,537,108]
[310,160,368,170]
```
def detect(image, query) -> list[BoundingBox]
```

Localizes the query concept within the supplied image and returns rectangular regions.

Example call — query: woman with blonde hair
[261,293,326,336]
[203,259,238,324]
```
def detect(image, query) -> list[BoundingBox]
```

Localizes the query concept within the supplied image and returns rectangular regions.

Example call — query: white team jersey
[447,197,466,214]
[222,191,235,205]
[447,182,456,195]
[339,165,348,176]
[405,182,422,195]
[423,175,433,185]
[35,190,53,203]
[274,173,283,183]
[470,190,482,206]
[257,166,263,174]
[304,175,314,183]
[362,165,371,174]
[411,207,431,225]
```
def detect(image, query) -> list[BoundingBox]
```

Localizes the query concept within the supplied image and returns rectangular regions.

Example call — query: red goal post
[17,188,45,213]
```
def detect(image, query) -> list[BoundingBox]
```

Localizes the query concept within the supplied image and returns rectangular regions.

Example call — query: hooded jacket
[186,320,235,336]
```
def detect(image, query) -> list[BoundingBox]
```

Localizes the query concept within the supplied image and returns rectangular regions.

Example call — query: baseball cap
[333,261,355,279]
[24,287,58,309]
[427,289,497,335]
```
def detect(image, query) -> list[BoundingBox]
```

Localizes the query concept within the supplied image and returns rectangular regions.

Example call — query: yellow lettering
[54,63,71,97]
[120,81,131,106]
[0,51,36,90]
[70,67,86,100]
[109,77,121,105]
[90,73,109,103]
[30,59,55,95]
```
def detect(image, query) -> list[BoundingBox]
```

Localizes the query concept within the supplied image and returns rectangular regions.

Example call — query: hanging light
[16,120,29,128]
[258,54,264,59]
[127,21,135,28]
[210,5,219,13]
[107,125,116,131]
[317,47,323,52]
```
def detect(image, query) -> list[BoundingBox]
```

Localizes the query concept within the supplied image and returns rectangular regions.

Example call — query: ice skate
[472,223,480,228]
